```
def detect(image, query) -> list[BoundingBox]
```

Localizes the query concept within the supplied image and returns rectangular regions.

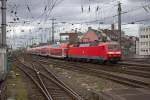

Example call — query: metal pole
[52,19,54,43]
[118,1,122,48]
[1,0,7,47]
[50,18,56,44]
[0,0,7,79]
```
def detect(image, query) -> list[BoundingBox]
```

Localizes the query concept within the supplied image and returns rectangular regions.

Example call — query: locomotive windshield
[108,43,120,50]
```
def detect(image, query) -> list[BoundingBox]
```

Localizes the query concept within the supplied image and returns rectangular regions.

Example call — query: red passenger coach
[39,45,50,56]
[27,43,69,58]
[49,43,69,58]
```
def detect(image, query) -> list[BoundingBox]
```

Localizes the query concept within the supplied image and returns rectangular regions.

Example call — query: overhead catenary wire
[7,0,150,49]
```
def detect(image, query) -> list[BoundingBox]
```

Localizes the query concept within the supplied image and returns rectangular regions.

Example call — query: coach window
[60,35,69,42]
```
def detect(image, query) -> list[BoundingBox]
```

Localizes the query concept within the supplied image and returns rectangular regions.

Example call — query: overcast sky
[7,0,150,22]
[5,0,150,48]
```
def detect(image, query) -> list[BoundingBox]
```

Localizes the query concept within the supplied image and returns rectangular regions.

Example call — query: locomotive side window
[79,43,90,47]
[108,44,120,50]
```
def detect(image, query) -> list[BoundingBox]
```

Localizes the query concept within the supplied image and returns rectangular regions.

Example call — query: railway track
[14,58,83,100]
[118,61,150,67]
[37,59,150,88]
[120,57,150,66]
[23,54,150,89]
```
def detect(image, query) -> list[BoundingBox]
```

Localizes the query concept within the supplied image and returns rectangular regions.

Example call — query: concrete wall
[0,48,7,80]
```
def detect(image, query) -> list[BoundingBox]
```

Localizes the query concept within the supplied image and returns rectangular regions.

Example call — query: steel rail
[32,55,150,78]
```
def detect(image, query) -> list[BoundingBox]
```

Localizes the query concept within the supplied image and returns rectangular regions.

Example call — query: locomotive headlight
[107,52,114,54]
[115,52,121,54]
[108,52,121,55]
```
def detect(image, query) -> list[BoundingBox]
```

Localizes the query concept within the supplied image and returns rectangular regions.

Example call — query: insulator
[96,6,99,12]
[44,6,47,11]
[81,6,83,13]
[89,6,90,12]
[143,6,149,12]
[21,30,24,32]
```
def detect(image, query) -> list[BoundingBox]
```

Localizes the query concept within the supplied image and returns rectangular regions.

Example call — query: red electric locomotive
[68,42,121,63]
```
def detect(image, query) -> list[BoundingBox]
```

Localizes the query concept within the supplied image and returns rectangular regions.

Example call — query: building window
[146,42,148,45]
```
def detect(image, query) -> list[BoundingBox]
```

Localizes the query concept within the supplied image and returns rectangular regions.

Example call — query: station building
[139,25,150,56]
